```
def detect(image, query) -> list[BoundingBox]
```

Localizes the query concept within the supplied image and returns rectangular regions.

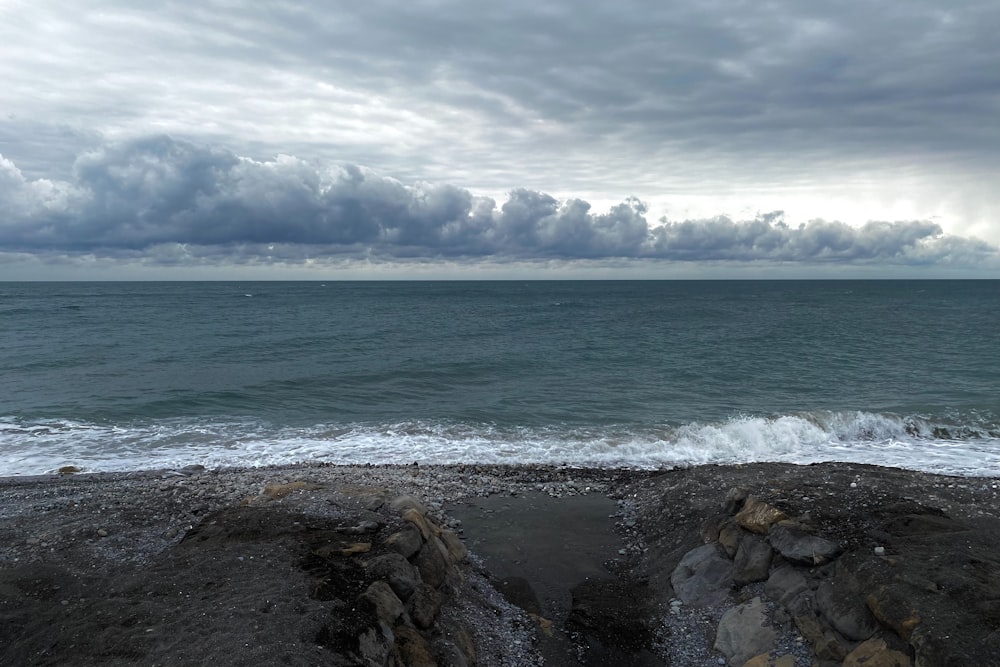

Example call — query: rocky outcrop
[659,472,1000,667]
[316,494,475,667]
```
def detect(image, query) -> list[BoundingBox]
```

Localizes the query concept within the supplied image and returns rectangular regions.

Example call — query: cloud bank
[0,136,996,274]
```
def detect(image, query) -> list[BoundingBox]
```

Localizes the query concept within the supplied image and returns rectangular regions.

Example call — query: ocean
[2,280,998,477]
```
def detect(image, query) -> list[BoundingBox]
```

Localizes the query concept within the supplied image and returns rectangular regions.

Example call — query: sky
[1,0,999,279]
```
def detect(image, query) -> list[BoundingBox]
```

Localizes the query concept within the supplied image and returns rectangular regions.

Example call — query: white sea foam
[1,411,998,477]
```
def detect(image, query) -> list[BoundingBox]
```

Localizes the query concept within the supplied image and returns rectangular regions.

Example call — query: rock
[357,621,395,667]
[407,582,442,629]
[769,523,840,565]
[714,597,777,667]
[402,507,436,540]
[815,580,877,641]
[414,537,450,589]
[337,542,372,557]
[722,486,749,514]
[700,514,730,543]
[365,553,421,601]
[394,624,438,667]
[732,533,772,585]
[57,466,81,475]
[439,621,477,667]
[97,528,109,538]
[384,524,425,559]
[358,581,406,626]
[744,653,795,667]
[438,529,467,562]
[670,544,734,606]
[718,521,743,558]
[793,610,849,663]
[842,637,912,667]
[735,497,788,534]
[866,586,921,640]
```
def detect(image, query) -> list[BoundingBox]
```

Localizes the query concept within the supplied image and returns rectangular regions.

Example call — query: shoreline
[3,461,999,666]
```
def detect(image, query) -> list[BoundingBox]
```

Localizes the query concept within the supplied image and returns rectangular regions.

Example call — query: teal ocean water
[2,281,999,476]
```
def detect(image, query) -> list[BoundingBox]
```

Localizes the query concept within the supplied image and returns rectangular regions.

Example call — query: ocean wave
[1,410,998,477]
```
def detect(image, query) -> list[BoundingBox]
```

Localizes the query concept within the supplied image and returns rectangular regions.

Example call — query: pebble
[874,546,886,556]
[97,529,109,537]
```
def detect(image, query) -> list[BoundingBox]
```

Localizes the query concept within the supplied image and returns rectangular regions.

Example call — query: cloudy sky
[1,0,999,279]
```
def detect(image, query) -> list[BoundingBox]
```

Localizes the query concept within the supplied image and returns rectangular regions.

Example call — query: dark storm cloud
[175,0,1000,162]
[0,137,994,268]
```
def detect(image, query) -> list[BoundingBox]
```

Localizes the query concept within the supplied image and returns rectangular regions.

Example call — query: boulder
[722,486,750,514]
[735,497,788,534]
[769,523,840,565]
[700,514,731,543]
[408,582,443,629]
[842,637,912,667]
[358,581,406,626]
[714,597,776,667]
[764,566,810,610]
[394,624,438,667]
[718,521,743,558]
[357,621,395,667]
[402,507,436,540]
[439,529,468,562]
[793,610,849,663]
[866,586,921,641]
[670,544,734,606]
[384,524,424,559]
[733,533,773,585]
[414,537,450,589]
[365,552,421,601]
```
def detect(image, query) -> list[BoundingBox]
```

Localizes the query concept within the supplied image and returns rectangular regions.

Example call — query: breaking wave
[1,409,998,477]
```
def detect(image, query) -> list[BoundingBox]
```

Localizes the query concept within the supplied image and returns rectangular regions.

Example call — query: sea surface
[2,280,999,477]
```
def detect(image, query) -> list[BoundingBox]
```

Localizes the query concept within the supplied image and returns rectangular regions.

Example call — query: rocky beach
[2,461,999,667]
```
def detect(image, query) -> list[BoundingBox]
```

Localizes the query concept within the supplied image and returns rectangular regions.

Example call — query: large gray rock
[384,523,424,559]
[733,533,773,585]
[358,580,406,626]
[364,552,421,601]
[765,566,810,610]
[414,535,450,588]
[769,523,840,565]
[714,597,777,667]
[670,544,734,606]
